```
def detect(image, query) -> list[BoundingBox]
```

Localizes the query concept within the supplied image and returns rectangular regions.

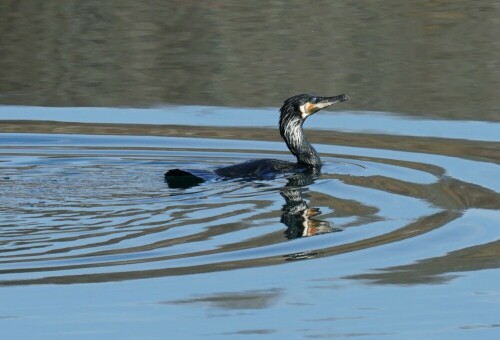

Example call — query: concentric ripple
[0,133,499,285]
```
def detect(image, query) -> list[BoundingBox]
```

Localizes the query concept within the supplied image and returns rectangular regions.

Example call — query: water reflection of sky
[1,105,499,142]
[1,125,499,339]
[2,239,499,339]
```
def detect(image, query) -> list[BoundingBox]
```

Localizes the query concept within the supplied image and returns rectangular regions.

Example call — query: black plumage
[165,93,349,188]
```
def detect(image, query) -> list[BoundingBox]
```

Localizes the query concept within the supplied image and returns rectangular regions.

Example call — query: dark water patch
[345,239,500,285]
[1,2,500,120]
[164,288,283,310]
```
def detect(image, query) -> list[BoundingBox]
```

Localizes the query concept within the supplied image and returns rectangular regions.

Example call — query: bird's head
[278,93,349,167]
[280,93,349,120]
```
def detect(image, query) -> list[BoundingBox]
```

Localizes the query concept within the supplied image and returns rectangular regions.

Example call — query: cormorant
[165,94,349,188]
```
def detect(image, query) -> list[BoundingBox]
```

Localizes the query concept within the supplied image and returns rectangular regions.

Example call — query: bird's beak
[302,94,349,117]
[314,94,350,110]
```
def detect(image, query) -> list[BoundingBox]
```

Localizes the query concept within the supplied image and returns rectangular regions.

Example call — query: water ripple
[0,133,499,285]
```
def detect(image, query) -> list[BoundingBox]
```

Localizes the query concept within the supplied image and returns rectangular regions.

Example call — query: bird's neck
[279,115,321,167]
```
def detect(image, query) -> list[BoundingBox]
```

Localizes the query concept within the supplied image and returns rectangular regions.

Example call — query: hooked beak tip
[323,94,349,107]
[338,94,349,102]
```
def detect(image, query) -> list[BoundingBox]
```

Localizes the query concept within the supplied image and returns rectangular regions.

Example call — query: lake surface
[1,106,499,338]
[1,1,500,339]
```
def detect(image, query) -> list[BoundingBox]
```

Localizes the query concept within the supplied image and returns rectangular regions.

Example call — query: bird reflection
[280,171,341,239]
[165,168,341,240]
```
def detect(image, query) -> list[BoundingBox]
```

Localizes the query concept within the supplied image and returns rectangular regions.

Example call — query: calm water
[1,1,500,339]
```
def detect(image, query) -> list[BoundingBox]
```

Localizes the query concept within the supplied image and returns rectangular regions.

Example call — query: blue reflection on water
[1,106,499,339]
[1,105,499,142]
[1,236,499,339]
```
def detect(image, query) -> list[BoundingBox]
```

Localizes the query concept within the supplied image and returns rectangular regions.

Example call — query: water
[1,107,499,338]
[1,1,500,339]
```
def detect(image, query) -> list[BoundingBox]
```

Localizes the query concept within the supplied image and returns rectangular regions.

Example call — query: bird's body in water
[165,94,349,188]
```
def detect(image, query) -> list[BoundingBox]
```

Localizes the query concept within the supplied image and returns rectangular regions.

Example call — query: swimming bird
[165,94,349,188]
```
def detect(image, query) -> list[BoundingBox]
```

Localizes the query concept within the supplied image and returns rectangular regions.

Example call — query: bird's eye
[310,97,318,104]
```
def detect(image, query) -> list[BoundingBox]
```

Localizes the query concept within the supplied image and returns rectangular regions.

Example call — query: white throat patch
[299,103,308,118]
[299,103,315,119]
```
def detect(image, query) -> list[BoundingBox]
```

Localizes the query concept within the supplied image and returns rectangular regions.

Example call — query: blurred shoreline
[1,1,500,120]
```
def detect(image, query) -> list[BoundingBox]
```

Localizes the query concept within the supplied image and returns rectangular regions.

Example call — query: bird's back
[215,159,304,179]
